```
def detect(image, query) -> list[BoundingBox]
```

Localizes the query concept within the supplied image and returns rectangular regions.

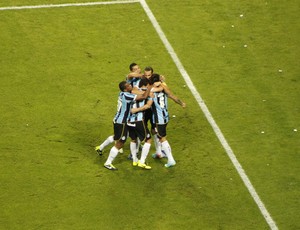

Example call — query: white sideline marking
[0,0,139,11]
[139,0,278,229]
[0,1,278,229]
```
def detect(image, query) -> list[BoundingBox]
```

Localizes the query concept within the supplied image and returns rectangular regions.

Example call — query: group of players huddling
[95,63,186,170]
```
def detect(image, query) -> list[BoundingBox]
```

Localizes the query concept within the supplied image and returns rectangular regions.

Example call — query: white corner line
[139,0,278,229]
[0,0,139,11]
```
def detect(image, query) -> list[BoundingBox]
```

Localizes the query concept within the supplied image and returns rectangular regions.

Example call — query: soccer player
[103,81,150,170]
[127,78,153,169]
[126,65,155,160]
[131,73,186,168]
[134,66,168,158]
[143,66,153,79]
[95,63,144,156]
[126,63,143,87]
[142,69,168,159]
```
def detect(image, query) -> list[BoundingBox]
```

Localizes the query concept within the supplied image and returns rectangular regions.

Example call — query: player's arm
[127,72,144,80]
[162,84,186,108]
[150,84,164,93]
[131,86,144,95]
[131,96,153,114]
[135,85,150,101]
[160,75,166,83]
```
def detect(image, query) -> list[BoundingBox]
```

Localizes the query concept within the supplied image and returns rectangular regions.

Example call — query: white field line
[0,0,139,11]
[139,0,278,229]
[0,1,278,229]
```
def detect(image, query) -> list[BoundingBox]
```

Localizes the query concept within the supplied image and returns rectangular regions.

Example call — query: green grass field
[0,0,299,229]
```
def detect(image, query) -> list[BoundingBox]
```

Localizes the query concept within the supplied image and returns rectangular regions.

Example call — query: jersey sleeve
[124,92,137,101]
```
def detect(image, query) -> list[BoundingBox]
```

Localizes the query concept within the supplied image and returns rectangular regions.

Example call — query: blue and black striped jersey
[114,92,137,124]
[126,77,141,88]
[128,96,152,122]
[152,91,169,124]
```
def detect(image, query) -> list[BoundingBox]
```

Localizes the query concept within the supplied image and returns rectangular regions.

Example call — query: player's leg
[104,123,127,170]
[157,124,176,167]
[135,121,151,169]
[95,135,114,155]
[128,125,138,165]
[152,125,166,159]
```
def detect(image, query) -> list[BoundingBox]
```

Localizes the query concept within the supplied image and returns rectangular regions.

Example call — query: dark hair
[144,66,153,73]
[139,77,149,88]
[119,81,127,92]
[149,73,160,85]
[129,63,138,71]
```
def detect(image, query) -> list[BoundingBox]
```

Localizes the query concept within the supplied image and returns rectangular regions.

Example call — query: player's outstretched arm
[162,84,186,108]
[127,72,144,80]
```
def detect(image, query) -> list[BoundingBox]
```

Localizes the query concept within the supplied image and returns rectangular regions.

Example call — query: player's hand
[160,75,166,82]
[153,81,161,87]
[131,108,139,114]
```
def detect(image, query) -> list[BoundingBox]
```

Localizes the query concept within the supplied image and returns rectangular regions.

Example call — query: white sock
[104,146,119,165]
[153,134,162,156]
[139,142,151,164]
[100,135,114,151]
[161,149,167,158]
[161,140,175,163]
[136,138,140,154]
[130,142,138,162]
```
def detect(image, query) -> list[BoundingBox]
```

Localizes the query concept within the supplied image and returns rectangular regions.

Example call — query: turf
[148,0,300,229]
[0,0,299,229]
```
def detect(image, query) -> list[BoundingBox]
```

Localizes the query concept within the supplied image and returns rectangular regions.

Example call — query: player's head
[119,81,132,92]
[149,73,160,85]
[139,77,150,90]
[129,63,141,73]
[144,66,153,79]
